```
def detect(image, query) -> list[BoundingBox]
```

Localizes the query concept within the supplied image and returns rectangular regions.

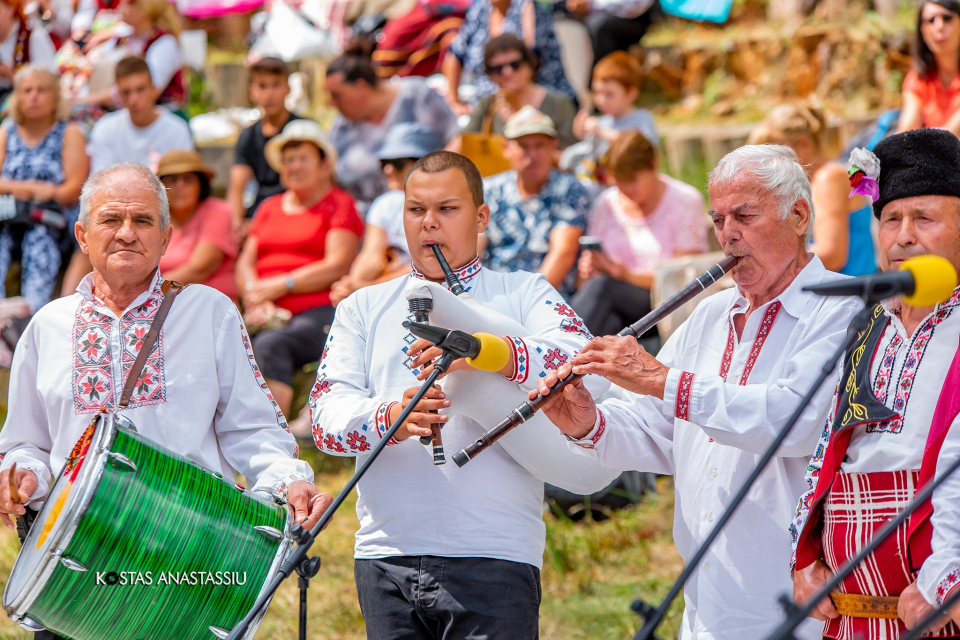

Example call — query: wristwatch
[285,275,296,292]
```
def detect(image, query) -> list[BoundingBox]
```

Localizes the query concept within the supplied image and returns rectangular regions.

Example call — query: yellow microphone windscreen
[902,255,958,307]
[466,333,511,373]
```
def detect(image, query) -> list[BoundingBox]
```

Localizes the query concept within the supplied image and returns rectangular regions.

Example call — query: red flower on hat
[849,170,865,188]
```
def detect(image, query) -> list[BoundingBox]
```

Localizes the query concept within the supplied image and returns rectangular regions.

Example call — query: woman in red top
[236,120,363,416]
[898,0,960,135]
[156,150,239,299]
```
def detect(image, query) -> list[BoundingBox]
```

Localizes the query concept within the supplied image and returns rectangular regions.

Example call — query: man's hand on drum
[0,466,38,529]
[572,336,669,399]
[388,384,449,441]
[530,363,599,440]
[285,481,333,531]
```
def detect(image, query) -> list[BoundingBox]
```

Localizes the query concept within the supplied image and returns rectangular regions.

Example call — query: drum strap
[118,280,188,408]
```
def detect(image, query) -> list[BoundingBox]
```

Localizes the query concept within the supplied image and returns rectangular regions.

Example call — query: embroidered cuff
[504,336,529,383]
[376,402,401,446]
[662,368,690,420]
[276,473,308,503]
[937,568,960,606]
[565,408,607,450]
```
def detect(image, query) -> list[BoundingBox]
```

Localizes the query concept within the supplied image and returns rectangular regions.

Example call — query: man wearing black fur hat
[791,127,960,639]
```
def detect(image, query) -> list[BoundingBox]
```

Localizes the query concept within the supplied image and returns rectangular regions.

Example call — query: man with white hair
[534,145,863,639]
[0,163,330,551]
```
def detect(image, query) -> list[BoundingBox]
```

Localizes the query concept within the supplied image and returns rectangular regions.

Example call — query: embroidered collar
[882,284,960,321]
[723,254,827,320]
[410,255,483,289]
[77,269,164,317]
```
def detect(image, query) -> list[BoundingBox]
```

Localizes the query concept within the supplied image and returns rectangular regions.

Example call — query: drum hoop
[5,412,295,637]
[5,412,117,619]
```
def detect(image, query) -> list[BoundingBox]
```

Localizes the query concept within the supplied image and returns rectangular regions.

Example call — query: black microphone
[802,255,956,306]
[802,271,914,303]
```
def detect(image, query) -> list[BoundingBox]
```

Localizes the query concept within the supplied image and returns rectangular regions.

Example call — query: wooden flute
[452,254,739,468]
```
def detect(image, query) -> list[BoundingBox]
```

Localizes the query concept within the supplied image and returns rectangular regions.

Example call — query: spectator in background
[564,0,656,67]
[0,66,87,312]
[444,0,576,115]
[156,150,238,299]
[326,40,458,210]
[461,34,577,148]
[64,55,192,296]
[482,106,588,297]
[228,57,303,232]
[0,0,56,102]
[77,0,185,110]
[561,50,658,190]
[372,0,466,79]
[749,105,876,276]
[236,120,363,416]
[330,122,443,305]
[87,56,193,174]
[571,131,707,337]
[898,0,960,135]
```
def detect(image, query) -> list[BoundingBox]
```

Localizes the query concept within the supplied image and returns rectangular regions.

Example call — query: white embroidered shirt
[566,256,863,640]
[0,270,312,507]
[791,288,960,608]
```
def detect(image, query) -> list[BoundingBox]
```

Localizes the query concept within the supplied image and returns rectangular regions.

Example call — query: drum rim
[4,412,295,638]
[4,412,116,619]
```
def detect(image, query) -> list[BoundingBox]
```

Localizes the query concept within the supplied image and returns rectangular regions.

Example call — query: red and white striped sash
[822,470,960,640]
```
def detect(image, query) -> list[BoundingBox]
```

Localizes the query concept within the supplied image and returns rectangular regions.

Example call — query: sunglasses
[486,58,525,76]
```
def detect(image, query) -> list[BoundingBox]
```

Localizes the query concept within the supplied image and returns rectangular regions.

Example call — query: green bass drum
[3,412,292,639]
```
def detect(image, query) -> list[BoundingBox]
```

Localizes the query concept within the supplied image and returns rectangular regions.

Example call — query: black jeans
[354,556,541,640]
[251,305,336,385]
[571,275,655,338]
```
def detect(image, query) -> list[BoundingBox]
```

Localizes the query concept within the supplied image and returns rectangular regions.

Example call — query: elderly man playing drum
[536,145,864,639]
[0,162,330,534]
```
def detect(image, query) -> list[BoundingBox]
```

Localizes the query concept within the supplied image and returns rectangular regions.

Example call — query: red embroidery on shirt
[507,336,529,383]
[543,348,569,371]
[676,371,695,421]
[720,301,782,385]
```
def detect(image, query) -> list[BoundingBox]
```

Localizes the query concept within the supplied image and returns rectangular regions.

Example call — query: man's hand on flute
[531,363,598,440]
[570,336,669,399]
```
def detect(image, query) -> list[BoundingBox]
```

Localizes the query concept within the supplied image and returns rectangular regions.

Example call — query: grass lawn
[0,448,684,639]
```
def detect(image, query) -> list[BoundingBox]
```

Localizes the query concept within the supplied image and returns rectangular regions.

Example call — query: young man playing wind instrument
[309,150,613,639]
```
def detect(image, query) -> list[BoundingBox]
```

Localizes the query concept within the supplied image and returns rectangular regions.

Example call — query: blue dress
[839,203,877,277]
[0,120,77,311]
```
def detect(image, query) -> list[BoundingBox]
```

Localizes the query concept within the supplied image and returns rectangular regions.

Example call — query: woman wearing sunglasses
[898,0,960,134]
[461,33,577,149]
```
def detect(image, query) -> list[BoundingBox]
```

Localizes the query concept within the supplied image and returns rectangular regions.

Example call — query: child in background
[560,51,658,191]
[227,57,303,234]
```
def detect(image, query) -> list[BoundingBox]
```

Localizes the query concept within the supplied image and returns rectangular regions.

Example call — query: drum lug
[60,556,89,572]
[16,616,46,632]
[209,626,229,639]
[253,525,283,543]
[107,452,137,472]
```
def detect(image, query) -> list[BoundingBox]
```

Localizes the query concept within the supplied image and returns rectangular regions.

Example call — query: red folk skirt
[822,470,960,639]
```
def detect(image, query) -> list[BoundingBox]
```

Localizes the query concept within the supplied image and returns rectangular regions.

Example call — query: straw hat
[265,120,338,172]
[156,149,215,180]
[502,105,558,140]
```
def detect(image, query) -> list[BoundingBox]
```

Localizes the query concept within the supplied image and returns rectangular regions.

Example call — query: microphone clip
[402,321,481,362]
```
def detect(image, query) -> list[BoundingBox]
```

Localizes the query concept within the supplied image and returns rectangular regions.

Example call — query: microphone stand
[632,303,876,640]
[766,453,960,640]
[224,350,460,640]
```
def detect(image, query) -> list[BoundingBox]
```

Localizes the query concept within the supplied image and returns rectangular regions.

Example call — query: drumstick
[8,462,19,521]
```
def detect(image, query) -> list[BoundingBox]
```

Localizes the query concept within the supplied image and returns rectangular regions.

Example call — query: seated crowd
[1,0,956,434]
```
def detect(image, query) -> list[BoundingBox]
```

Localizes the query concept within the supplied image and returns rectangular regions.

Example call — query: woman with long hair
[898,0,960,134]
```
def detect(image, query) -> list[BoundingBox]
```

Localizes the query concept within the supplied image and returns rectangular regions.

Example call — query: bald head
[79,163,170,230]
